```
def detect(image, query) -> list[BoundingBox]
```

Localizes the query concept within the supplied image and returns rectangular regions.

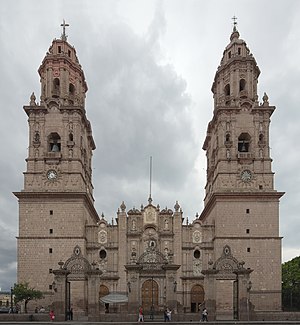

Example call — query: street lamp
[10,287,13,313]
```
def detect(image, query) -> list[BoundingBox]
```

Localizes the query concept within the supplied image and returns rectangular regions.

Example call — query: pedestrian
[166,308,172,321]
[164,308,168,322]
[138,305,144,322]
[49,310,55,321]
[201,307,208,322]
[69,307,73,320]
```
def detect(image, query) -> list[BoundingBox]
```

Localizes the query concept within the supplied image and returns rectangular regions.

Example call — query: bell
[241,141,246,152]
[51,143,60,152]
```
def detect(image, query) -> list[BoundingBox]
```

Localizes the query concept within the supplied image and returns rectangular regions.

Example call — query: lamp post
[10,287,13,313]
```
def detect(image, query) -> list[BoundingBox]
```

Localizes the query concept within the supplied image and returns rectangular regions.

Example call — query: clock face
[47,169,58,180]
[241,169,252,182]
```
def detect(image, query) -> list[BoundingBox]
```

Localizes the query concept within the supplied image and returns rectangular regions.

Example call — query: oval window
[194,249,201,259]
[99,249,107,259]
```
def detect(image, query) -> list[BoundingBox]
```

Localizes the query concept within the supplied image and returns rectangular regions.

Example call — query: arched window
[239,79,246,92]
[238,133,251,152]
[69,83,75,96]
[52,78,60,98]
[69,133,73,142]
[224,84,230,96]
[48,132,61,152]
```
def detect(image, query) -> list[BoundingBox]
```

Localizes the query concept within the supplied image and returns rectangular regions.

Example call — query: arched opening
[238,133,251,153]
[69,83,75,105]
[224,84,230,96]
[48,132,61,152]
[239,79,246,92]
[99,285,109,313]
[141,279,159,312]
[191,285,205,313]
[52,78,60,98]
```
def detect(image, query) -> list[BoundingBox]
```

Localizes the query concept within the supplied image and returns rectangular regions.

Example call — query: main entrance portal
[141,279,159,312]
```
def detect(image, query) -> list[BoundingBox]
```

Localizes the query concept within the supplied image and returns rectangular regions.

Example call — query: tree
[13,282,44,313]
[282,256,300,311]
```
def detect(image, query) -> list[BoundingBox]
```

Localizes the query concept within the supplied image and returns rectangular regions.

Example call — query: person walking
[138,306,144,322]
[201,307,208,322]
[49,310,55,321]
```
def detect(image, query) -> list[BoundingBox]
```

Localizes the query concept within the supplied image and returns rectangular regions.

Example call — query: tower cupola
[211,24,260,109]
[38,21,88,107]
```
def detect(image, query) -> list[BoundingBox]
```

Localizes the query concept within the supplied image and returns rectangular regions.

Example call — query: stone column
[87,268,102,321]
[202,268,218,320]
[163,265,180,311]
[125,265,141,314]
[52,268,70,321]
[234,269,252,321]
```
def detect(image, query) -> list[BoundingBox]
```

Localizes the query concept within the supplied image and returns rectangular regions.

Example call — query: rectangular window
[49,285,52,290]
[58,46,61,53]
[259,185,263,190]
[246,229,250,234]
[49,229,53,234]
[238,47,241,55]
[246,209,250,214]
[49,248,53,254]
[247,247,251,252]
[49,269,53,274]
[50,210,53,215]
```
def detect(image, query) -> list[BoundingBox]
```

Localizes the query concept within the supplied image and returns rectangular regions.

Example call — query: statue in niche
[164,219,169,230]
[132,219,136,231]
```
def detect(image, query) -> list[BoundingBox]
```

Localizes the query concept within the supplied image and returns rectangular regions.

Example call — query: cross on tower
[60,19,69,41]
[232,15,238,31]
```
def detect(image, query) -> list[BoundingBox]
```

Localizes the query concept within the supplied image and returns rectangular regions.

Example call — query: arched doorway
[191,284,205,312]
[99,285,109,313]
[141,279,159,312]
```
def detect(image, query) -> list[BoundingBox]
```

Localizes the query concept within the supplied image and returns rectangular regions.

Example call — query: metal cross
[232,15,238,30]
[61,19,69,41]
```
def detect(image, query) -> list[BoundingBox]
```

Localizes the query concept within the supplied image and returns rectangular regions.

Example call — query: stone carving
[98,230,107,244]
[193,230,202,243]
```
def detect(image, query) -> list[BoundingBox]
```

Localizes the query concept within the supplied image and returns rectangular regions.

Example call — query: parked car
[0,307,10,313]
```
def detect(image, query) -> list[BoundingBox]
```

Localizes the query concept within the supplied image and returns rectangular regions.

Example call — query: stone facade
[14,25,284,321]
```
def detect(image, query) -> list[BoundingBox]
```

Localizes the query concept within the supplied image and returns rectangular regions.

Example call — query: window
[247,247,251,252]
[49,248,53,254]
[238,133,251,152]
[246,229,250,234]
[49,285,53,290]
[259,185,263,190]
[224,84,230,96]
[52,78,60,98]
[49,269,53,274]
[58,46,61,53]
[246,209,250,214]
[238,47,241,55]
[99,249,107,259]
[194,249,201,259]
[239,79,246,92]
[228,51,231,59]
[49,229,53,234]
[48,132,61,152]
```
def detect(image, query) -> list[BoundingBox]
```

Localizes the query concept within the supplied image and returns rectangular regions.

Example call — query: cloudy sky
[0,0,299,291]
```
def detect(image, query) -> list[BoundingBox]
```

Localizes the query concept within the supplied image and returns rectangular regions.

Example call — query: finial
[232,15,238,31]
[60,19,69,41]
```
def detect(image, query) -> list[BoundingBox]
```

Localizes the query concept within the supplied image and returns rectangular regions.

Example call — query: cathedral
[14,22,284,321]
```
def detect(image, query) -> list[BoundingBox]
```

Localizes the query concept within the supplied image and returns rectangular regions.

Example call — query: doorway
[141,279,159,312]
[191,284,205,312]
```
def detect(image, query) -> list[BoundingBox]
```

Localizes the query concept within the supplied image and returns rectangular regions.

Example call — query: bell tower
[14,22,99,305]
[200,21,284,318]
